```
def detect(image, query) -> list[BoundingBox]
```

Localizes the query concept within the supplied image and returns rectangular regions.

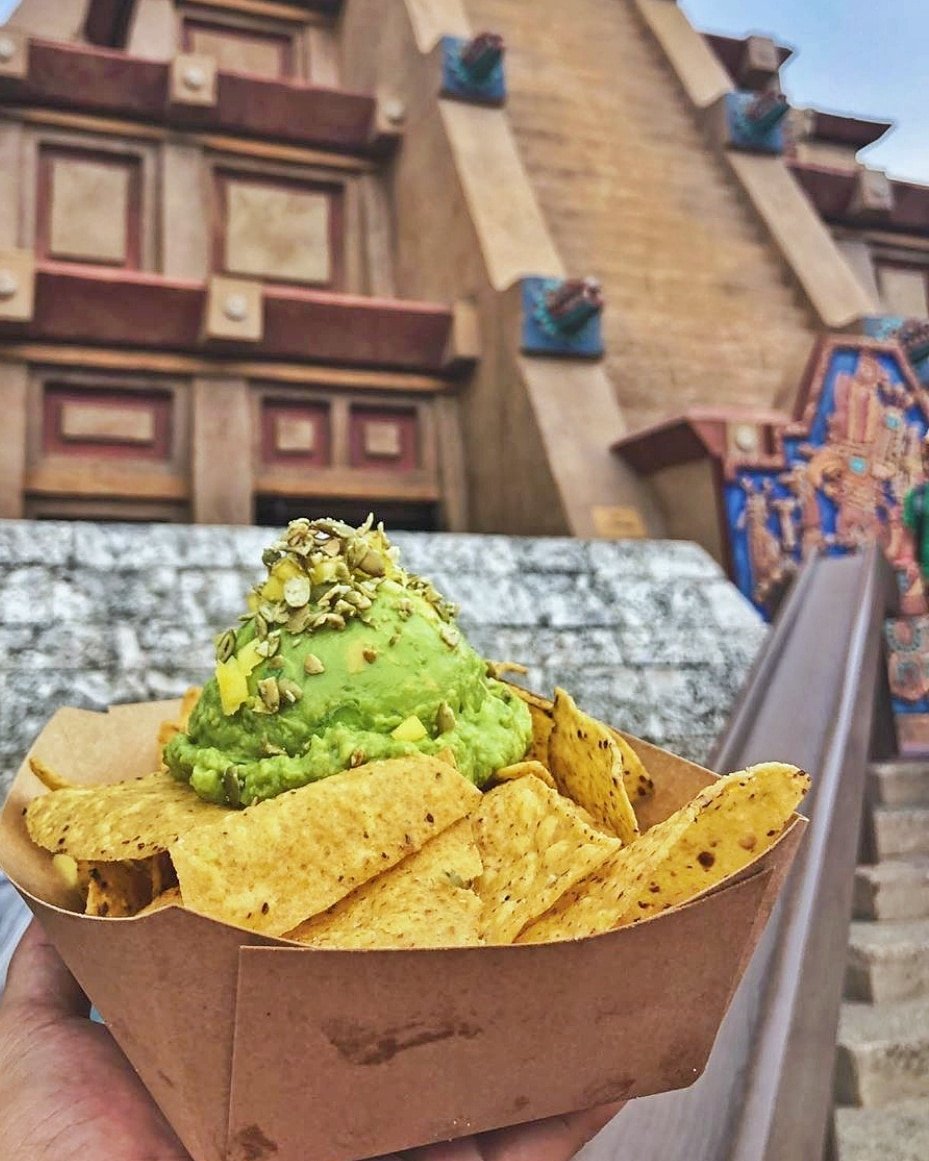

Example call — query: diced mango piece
[273,559,302,583]
[216,657,249,715]
[392,715,427,742]
[261,575,284,601]
[262,559,303,602]
[345,640,368,675]
[311,559,339,585]
[236,639,263,677]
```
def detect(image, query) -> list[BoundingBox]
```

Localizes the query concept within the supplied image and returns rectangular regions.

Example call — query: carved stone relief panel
[219,172,341,287]
[38,148,141,267]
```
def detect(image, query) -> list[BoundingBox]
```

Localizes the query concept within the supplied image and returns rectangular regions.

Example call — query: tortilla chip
[84,861,155,918]
[487,660,529,679]
[286,820,482,949]
[474,777,622,945]
[548,688,639,843]
[150,850,177,898]
[26,770,227,861]
[157,686,202,750]
[29,756,77,792]
[504,684,554,764]
[491,760,558,791]
[170,754,482,937]
[519,763,809,943]
[136,886,183,917]
[610,732,655,802]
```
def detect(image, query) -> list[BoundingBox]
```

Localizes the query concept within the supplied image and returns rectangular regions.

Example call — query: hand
[388,1100,623,1160]
[0,921,189,1161]
[0,923,621,1161]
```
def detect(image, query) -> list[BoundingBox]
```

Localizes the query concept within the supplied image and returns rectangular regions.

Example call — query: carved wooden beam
[2,263,463,373]
[0,38,396,155]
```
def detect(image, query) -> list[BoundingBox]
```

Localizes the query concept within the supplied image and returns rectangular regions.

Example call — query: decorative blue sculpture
[726,90,789,154]
[521,277,604,358]
[862,316,929,384]
[440,33,506,106]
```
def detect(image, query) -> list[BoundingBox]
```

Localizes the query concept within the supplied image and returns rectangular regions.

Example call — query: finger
[479,1101,626,1161]
[0,921,89,1019]
[391,1137,483,1161]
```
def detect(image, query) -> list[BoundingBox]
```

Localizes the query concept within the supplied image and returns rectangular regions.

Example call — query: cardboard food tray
[0,699,807,1161]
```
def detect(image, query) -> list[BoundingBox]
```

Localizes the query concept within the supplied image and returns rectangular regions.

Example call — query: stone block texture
[462,0,815,431]
[0,521,767,794]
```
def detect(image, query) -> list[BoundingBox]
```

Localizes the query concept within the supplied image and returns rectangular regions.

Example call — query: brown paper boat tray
[0,699,806,1161]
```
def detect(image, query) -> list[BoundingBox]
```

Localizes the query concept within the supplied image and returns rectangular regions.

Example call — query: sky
[1,0,926,182]
[682,0,929,183]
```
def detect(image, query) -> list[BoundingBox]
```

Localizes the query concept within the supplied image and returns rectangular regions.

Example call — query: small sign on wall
[591,505,647,539]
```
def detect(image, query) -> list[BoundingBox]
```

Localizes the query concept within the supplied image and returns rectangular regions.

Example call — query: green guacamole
[164,519,531,805]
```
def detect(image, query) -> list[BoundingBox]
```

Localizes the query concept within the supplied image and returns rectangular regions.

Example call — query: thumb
[1,921,89,1019]
[479,1101,626,1161]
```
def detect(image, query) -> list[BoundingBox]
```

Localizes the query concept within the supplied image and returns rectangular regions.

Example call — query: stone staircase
[833,760,929,1160]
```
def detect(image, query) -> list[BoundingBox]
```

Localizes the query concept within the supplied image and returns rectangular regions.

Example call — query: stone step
[872,807,929,860]
[869,763,929,808]
[834,1100,929,1161]
[846,918,929,1002]
[854,859,929,921]
[835,997,929,1106]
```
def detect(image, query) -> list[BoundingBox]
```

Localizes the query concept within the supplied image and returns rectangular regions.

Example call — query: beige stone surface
[6,0,85,40]
[274,415,316,454]
[225,179,332,284]
[0,249,34,322]
[463,0,818,433]
[0,122,22,251]
[48,156,130,265]
[633,0,730,108]
[60,402,155,445]
[878,266,928,317]
[729,150,881,327]
[186,24,290,79]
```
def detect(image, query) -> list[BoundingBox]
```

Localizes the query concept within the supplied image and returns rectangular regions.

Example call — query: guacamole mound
[164,516,532,805]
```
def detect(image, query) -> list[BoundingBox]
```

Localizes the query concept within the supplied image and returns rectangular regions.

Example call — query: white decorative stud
[182,64,207,92]
[733,424,759,453]
[223,293,249,322]
[0,270,18,300]
[170,54,217,107]
[0,250,34,320]
[0,37,16,64]
[382,98,406,125]
[206,276,261,342]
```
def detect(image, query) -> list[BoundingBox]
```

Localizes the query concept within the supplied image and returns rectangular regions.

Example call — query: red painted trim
[42,383,172,461]
[260,399,331,466]
[260,284,453,370]
[348,405,419,471]
[805,110,893,150]
[3,264,456,373]
[789,161,929,235]
[35,144,142,270]
[1,39,382,156]
[611,407,790,474]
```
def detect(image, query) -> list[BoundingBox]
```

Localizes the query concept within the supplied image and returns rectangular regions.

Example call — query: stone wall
[0,521,767,793]
[463,0,816,432]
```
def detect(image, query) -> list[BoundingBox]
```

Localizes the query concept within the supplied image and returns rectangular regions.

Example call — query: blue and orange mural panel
[722,341,929,743]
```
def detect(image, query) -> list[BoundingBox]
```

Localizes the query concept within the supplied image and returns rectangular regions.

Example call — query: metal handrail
[583,546,898,1161]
